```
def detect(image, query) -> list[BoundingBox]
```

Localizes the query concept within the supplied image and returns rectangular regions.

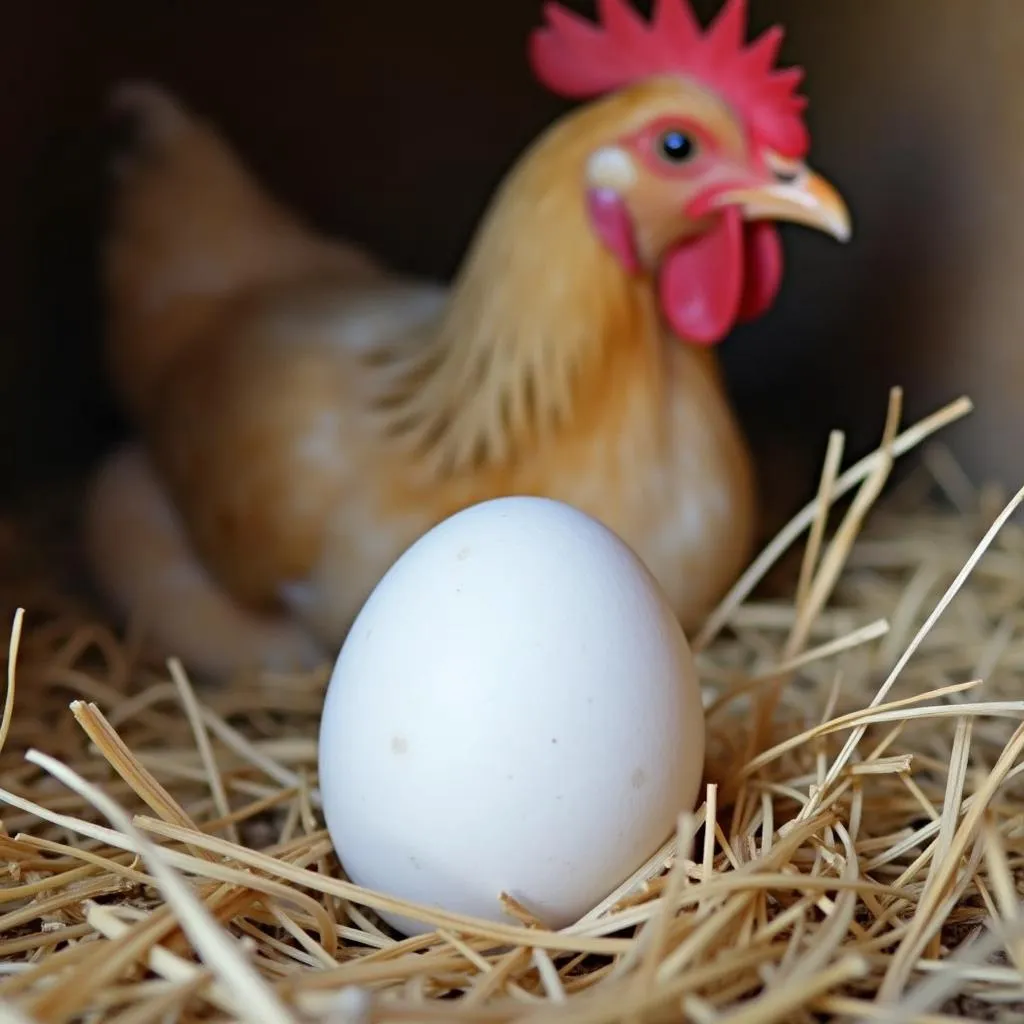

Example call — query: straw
[0,393,1021,1022]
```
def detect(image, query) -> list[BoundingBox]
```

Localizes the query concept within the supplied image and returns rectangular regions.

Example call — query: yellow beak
[713,163,852,243]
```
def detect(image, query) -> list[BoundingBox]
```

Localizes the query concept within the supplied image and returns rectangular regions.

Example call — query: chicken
[84,0,850,678]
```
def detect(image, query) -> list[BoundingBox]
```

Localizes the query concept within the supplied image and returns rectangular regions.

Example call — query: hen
[85,0,850,677]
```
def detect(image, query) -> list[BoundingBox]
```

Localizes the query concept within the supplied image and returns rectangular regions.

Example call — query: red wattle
[658,207,744,346]
[738,221,784,324]
[657,212,786,346]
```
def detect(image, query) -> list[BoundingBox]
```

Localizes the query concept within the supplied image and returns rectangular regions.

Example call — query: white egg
[317,496,705,936]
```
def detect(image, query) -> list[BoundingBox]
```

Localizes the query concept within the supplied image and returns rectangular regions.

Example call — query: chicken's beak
[712,162,852,243]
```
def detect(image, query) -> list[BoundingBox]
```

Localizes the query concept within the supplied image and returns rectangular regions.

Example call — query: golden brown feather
[86,70,846,676]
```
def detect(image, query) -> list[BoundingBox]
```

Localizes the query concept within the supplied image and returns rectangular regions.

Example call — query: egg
[317,496,705,936]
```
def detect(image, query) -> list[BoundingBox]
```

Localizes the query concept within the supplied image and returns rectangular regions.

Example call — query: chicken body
[87,47,846,678]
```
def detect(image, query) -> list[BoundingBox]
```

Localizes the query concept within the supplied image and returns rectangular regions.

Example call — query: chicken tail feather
[101,80,382,421]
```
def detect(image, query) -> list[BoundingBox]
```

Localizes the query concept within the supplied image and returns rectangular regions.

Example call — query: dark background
[2,0,1021,505]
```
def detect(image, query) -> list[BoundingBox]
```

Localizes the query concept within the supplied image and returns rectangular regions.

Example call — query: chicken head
[530,0,851,346]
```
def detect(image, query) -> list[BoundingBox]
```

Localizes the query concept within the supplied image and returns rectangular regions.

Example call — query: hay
[1,389,1024,1022]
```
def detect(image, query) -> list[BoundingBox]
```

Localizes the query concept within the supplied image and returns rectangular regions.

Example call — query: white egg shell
[318,495,705,936]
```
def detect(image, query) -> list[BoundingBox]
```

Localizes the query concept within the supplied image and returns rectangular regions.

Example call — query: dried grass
[0,389,1023,1022]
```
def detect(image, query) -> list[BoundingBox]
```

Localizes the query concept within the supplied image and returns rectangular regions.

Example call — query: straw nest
[0,389,1023,1024]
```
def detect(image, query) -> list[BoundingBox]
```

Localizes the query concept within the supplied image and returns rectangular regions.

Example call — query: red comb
[528,0,809,159]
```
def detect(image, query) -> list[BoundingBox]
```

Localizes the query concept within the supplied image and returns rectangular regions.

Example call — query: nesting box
[0,3,1021,1022]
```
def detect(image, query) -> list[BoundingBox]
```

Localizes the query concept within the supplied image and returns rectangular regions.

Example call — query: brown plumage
[85,4,850,677]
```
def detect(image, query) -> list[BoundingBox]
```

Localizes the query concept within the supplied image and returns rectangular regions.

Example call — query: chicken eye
[658,130,697,164]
